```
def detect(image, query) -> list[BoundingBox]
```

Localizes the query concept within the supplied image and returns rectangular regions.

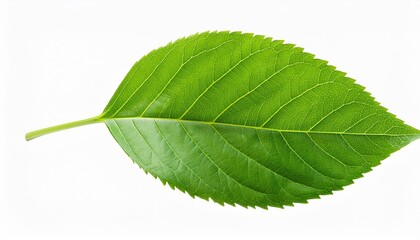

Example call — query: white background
[1,0,420,239]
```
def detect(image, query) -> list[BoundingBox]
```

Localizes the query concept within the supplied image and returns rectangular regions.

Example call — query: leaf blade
[101,31,418,207]
[27,31,419,208]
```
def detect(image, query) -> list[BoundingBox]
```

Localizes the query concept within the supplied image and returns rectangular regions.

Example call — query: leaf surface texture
[30,31,420,208]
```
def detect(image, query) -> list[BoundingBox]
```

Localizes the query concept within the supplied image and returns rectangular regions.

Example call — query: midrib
[104,116,420,137]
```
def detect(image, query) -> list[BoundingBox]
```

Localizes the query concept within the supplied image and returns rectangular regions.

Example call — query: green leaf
[26,31,420,208]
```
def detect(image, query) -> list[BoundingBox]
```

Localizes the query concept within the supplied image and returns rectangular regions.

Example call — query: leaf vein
[179,122,274,200]
[153,120,228,198]
[212,125,325,193]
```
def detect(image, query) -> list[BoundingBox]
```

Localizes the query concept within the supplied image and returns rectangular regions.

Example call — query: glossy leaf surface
[27,31,420,208]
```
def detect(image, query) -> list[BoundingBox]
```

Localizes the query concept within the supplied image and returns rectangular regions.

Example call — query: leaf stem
[25,116,103,141]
